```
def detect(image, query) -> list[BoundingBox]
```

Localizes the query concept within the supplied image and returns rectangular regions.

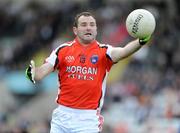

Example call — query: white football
[126,9,156,38]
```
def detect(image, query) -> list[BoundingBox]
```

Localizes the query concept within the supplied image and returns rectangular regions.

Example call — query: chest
[59,46,105,68]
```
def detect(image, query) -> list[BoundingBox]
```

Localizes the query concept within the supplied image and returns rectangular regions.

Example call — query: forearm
[111,39,142,62]
[34,67,47,81]
[122,39,141,58]
[34,63,54,81]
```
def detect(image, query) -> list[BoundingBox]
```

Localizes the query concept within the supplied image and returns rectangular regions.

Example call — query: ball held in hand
[126,9,156,38]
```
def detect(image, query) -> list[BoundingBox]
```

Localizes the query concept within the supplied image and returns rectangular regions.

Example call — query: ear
[73,27,77,35]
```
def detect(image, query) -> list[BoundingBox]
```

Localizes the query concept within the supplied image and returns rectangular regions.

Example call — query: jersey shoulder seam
[55,40,75,54]
[97,42,108,48]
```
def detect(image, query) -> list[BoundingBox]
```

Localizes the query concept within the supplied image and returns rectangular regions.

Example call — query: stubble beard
[78,35,96,44]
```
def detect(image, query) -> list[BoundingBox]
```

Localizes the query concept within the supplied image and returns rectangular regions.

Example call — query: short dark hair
[73,12,96,27]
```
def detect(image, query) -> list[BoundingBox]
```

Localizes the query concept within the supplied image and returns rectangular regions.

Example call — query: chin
[78,36,95,44]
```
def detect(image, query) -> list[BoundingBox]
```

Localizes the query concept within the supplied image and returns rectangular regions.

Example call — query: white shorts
[50,105,104,133]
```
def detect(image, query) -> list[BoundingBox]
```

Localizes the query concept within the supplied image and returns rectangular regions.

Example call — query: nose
[86,25,92,30]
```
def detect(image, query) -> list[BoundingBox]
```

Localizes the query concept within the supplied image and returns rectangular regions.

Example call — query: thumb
[30,60,35,68]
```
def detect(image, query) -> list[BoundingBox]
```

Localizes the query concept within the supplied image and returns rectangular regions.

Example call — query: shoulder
[97,42,112,49]
[54,40,75,53]
[97,42,113,54]
[96,42,114,59]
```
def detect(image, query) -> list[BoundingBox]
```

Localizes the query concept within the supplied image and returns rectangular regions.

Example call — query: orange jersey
[46,38,114,109]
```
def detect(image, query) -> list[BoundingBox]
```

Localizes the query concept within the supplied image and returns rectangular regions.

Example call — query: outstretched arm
[110,37,150,62]
[26,60,54,83]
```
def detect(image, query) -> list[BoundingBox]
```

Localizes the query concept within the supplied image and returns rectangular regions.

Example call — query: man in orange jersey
[26,12,151,133]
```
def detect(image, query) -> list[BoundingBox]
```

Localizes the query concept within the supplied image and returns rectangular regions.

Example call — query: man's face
[73,15,97,44]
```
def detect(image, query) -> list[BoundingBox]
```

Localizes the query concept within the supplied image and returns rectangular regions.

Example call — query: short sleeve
[45,50,57,67]
[105,44,114,71]
[106,44,113,59]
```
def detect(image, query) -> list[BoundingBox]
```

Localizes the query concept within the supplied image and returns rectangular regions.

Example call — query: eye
[90,22,96,27]
[80,22,87,27]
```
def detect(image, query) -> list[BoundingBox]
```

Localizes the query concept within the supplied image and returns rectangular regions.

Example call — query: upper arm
[38,62,54,74]
[45,50,58,68]
[109,47,125,62]
[35,49,58,81]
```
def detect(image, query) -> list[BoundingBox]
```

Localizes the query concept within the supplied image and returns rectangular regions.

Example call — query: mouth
[84,33,92,36]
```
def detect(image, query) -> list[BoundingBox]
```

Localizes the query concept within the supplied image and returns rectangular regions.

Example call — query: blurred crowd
[0,0,180,132]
